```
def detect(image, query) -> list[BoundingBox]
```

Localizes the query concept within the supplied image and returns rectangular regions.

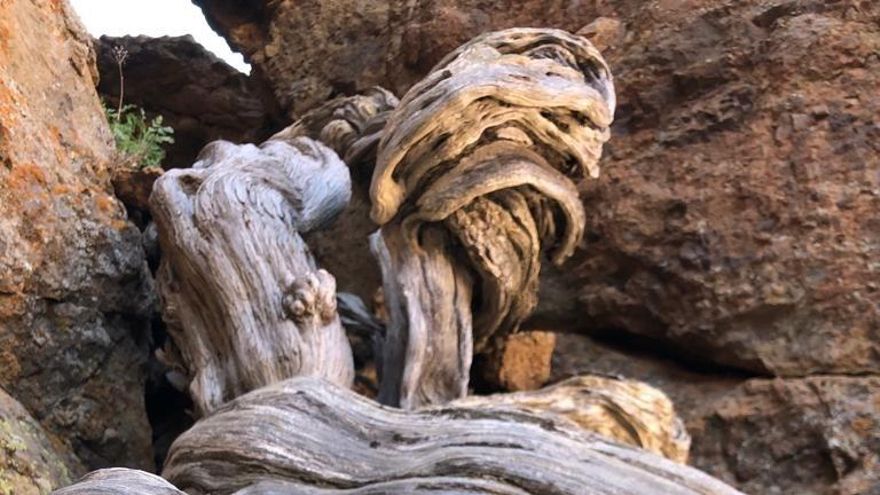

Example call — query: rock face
[0,0,154,470]
[96,35,280,169]
[0,388,84,495]
[689,376,880,495]
[571,0,880,377]
[195,0,880,377]
[552,333,880,495]
[192,0,617,116]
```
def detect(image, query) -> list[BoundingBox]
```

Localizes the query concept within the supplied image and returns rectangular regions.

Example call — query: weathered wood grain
[162,377,742,495]
[271,86,399,168]
[52,468,185,495]
[369,28,616,408]
[150,136,355,416]
[451,375,692,463]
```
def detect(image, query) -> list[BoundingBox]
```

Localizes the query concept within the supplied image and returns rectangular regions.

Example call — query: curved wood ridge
[450,375,692,463]
[162,378,741,495]
[369,28,616,408]
[53,468,186,495]
[272,86,399,168]
[150,136,355,416]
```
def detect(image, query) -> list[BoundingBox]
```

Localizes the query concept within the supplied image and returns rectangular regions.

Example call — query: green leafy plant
[105,103,174,168]
[105,44,174,169]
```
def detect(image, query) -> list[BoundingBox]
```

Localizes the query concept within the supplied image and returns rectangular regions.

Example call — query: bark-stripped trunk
[370,29,616,408]
[53,469,185,495]
[53,28,746,495]
[161,378,739,495]
[270,86,398,166]
[151,137,355,416]
[450,375,692,463]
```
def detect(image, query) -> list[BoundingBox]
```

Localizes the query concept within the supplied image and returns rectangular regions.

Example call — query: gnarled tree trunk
[270,86,398,167]
[55,27,746,495]
[369,28,616,408]
[151,136,355,416]
[162,377,740,495]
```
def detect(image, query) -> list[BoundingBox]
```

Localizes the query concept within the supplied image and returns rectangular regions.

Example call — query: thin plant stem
[117,58,124,116]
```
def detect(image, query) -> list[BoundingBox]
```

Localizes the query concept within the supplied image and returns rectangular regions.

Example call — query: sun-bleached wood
[150,136,355,417]
[271,86,398,166]
[162,377,741,495]
[369,28,616,408]
[52,468,185,495]
[451,375,692,463]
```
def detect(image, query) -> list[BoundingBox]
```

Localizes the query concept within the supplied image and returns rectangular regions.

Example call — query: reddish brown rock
[195,0,880,376]
[478,331,557,392]
[111,166,163,213]
[552,332,880,495]
[0,0,154,470]
[689,376,880,495]
[570,0,880,376]
[192,0,619,116]
[96,35,280,169]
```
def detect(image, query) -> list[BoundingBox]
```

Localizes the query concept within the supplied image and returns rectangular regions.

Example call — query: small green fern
[105,103,174,169]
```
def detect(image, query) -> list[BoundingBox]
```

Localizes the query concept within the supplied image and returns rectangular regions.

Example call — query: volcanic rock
[0,0,155,470]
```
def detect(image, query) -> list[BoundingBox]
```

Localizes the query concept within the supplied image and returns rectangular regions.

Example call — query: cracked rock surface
[0,0,154,471]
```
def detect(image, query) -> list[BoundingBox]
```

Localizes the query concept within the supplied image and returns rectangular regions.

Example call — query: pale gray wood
[369,28,616,408]
[162,377,743,495]
[150,136,355,416]
[52,468,185,495]
[271,86,399,167]
[451,375,692,464]
[233,478,531,494]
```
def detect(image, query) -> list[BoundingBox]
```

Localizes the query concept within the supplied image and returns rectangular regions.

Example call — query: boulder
[0,0,154,470]
[552,332,880,495]
[570,0,880,376]
[476,331,557,392]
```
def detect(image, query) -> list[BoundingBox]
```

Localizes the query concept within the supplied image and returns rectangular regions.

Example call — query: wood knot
[283,270,338,324]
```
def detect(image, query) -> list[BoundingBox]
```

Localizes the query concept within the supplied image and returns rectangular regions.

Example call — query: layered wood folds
[161,378,739,495]
[151,136,355,416]
[53,469,185,495]
[451,375,691,463]
[271,86,398,167]
[370,29,616,408]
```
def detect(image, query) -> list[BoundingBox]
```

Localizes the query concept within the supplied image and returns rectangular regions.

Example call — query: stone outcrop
[570,0,880,377]
[0,388,84,495]
[191,0,618,116]
[96,35,280,170]
[194,0,880,378]
[553,332,880,495]
[0,0,154,470]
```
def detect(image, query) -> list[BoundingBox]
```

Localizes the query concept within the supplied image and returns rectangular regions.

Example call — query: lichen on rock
[0,0,155,471]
